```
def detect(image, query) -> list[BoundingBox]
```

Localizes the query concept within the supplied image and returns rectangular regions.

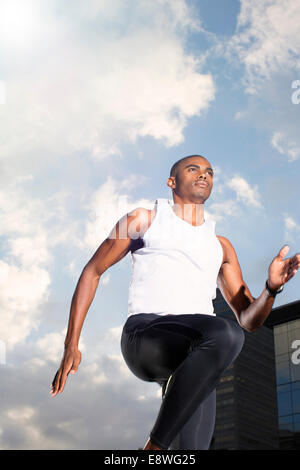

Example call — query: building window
[275,319,300,440]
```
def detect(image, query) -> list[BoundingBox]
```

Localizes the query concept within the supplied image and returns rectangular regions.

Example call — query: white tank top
[127,198,223,317]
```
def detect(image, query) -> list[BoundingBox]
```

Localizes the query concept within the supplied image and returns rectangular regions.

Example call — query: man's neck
[171,200,205,226]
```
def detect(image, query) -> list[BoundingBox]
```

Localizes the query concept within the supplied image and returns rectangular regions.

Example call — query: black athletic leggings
[121,313,245,450]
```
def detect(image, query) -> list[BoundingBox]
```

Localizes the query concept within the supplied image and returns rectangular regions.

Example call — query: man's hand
[268,245,300,290]
[50,346,81,397]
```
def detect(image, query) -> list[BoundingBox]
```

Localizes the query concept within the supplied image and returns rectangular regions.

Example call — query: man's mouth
[194,181,208,188]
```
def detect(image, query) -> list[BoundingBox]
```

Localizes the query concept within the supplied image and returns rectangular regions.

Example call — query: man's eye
[188,167,196,171]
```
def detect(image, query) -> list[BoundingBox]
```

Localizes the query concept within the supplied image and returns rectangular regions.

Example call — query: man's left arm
[217,237,300,332]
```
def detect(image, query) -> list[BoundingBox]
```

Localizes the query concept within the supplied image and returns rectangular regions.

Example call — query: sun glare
[0,0,41,49]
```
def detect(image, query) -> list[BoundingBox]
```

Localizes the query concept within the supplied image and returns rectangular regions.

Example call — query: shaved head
[170,155,209,179]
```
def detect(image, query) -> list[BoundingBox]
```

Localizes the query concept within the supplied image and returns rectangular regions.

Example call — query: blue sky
[0,0,299,449]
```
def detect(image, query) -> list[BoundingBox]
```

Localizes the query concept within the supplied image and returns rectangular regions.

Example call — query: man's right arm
[50,207,151,396]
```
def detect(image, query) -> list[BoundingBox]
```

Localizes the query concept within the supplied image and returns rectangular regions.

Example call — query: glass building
[266,300,300,449]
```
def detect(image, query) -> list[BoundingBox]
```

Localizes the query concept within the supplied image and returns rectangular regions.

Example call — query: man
[50,155,300,450]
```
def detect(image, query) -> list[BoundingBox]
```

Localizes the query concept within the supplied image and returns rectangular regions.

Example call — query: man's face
[168,156,214,202]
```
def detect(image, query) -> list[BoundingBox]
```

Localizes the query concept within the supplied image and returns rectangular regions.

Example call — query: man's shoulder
[127,206,155,221]
[216,235,238,264]
[217,235,231,246]
[217,235,232,247]
[125,206,156,238]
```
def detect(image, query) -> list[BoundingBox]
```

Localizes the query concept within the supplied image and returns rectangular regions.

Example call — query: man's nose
[197,171,206,179]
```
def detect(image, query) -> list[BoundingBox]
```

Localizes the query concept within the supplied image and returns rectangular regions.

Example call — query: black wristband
[265,279,284,297]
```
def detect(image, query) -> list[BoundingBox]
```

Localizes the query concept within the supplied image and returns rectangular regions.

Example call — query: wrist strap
[265,279,284,297]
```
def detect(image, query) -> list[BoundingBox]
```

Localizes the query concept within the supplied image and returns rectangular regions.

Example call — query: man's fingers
[289,258,299,270]
[50,351,81,396]
[57,371,68,393]
[50,367,68,396]
[57,360,80,392]
[278,245,290,260]
[284,268,298,283]
[283,255,299,281]
[50,370,62,396]
[290,253,300,265]
[51,370,59,388]
[285,253,300,274]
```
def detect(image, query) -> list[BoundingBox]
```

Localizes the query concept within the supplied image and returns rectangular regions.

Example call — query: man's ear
[167,176,176,189]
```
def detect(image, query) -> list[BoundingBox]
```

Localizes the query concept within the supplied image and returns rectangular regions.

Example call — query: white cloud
[156,0,202,32]
[228,0,300,93]
[208,199,240,221]
[0,261,50,349]
[1,401,74,449]
[220,1,300,166]
[283,214,300,243]
[120,174,150,190]
[227,175,262,208]
[284,216,299,231]
[65,261,77,277]
[81,176,155,249]
[6,406,35,423]
[0,80,6,104]
[207,172,263,223]
[0,182,80,349]
[234,110,246,120]
[92,370,109,385]
[7,234,51,268]
[35,329,68,365]
[0,0,215,184]
[100,273,110,286]
[271,132,300,162]
[271,132,285,154]
[0,186,45,237]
